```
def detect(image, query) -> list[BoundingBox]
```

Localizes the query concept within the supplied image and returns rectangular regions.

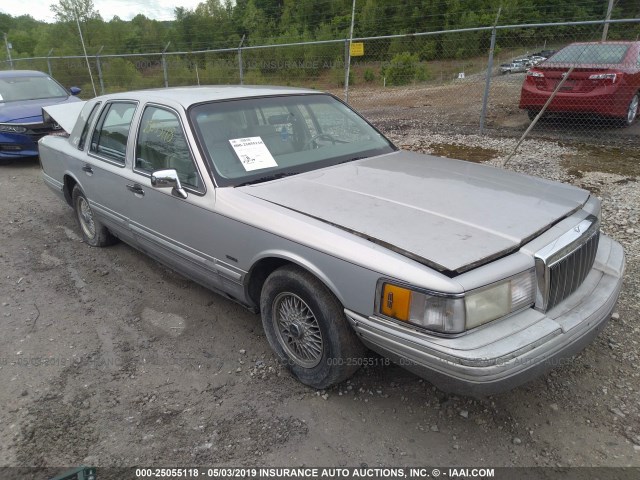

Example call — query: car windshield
[0,75,69,103]
[189,94,396,187]
[546,44,629,65]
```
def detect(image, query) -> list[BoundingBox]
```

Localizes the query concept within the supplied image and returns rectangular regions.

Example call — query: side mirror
[69,86,82,96]
[150,169,187,199]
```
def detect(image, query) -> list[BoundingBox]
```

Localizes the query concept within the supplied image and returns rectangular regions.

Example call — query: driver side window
[135,106,203,191]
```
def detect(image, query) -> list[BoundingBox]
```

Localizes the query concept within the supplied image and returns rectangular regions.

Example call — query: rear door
[82,101,139,243]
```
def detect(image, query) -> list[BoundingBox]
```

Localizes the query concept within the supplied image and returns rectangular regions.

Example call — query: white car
[529,55,547,65]
[500,61,529,74]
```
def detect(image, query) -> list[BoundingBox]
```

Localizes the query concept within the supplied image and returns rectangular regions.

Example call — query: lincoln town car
[38,86,625,396]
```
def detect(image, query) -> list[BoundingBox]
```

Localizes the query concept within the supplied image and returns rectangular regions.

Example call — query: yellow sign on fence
[350,42,364,56]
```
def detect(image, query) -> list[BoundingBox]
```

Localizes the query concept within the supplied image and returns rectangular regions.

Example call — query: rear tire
[260,265,365,389]
[527,109,538,121]
[72,185,116,247]
[623,93,639,127]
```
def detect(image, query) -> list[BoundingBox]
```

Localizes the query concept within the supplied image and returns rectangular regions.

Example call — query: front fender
[249,249,348,307]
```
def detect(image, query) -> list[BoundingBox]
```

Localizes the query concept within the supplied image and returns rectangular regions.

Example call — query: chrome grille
[546,230,599,310]
[534,215,600,312]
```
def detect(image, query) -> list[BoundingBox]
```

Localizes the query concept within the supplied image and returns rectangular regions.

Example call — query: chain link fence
[485,22,640,144]
[344,19,640,146]
[2,19,639,145]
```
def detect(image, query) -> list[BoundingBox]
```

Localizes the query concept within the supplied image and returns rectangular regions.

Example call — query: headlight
[0,124,28,133]
[378,269,536,333]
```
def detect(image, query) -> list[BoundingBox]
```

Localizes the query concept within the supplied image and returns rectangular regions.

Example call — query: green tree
[50,0,100,23]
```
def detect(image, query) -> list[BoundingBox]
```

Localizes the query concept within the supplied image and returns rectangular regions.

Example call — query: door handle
[82,164,93,175]
[126,184,145,196]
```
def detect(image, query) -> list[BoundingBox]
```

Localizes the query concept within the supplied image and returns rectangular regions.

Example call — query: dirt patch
[562,144,640,178]
[428,143,500,163]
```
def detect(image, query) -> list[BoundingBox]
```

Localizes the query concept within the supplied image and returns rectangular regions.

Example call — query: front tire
[260,265,365,389]
[72,185,116,247]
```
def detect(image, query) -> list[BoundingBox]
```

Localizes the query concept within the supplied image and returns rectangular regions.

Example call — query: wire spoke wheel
[77,196,96,239]
[272,292,323,368]
[261,265,365,388]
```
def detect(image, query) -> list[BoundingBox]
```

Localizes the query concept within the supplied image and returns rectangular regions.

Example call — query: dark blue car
[0,70,81,160]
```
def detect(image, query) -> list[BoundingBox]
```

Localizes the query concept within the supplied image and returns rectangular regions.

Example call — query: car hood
[0,96,79,123]
[242,151,590,273]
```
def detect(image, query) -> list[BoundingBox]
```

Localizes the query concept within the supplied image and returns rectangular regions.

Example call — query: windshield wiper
[235,171,299,187]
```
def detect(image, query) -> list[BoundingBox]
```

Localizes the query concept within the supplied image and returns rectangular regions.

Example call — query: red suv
[519,41,640,126]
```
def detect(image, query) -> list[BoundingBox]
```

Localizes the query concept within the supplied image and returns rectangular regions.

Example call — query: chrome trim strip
[42,172,63,190]
[128,221,246,283]
[90,201,128,224]
[0,121,51,127]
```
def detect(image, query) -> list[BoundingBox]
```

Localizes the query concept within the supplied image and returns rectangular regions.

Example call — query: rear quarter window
[89,102,137,164]
[77,103,101,150]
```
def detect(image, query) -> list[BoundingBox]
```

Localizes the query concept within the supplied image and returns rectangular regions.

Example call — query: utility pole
[75,9,97,96]
[602,0,615,41]
[3,33,13,69]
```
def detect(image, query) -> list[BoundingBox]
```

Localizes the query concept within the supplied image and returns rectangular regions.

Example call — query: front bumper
[346,234,625,397]
[0,132,39,159]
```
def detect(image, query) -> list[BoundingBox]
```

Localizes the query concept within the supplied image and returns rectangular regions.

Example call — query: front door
[124,104,241,293]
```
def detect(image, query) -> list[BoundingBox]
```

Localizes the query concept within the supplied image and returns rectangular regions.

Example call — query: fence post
[238,34,245,85]
[3,33,13,69]
[602,0,614,41]
[479,8,501,135]
[95,46,105,95]
[46,49,54,76]
[344,39,350,102]
[344,0,356,103]
[161,42,171,88]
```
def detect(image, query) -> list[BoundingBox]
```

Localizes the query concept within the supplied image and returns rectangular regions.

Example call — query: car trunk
[531,65,621,93]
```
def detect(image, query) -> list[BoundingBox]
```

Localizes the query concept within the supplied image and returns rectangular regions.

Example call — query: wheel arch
[245,251,346,311]
[62,172,82,206]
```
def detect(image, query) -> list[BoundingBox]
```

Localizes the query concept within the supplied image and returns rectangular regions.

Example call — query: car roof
[95,85,321,109]
[563,41,639,46]
[0,70,50,78]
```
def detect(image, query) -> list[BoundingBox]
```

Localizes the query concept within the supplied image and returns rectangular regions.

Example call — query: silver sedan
[38,86,624,396]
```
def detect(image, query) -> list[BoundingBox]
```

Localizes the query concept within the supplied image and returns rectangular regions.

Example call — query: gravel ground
[0,122,638,471]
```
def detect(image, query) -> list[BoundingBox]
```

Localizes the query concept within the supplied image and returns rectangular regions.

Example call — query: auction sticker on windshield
[229,137,278,171]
